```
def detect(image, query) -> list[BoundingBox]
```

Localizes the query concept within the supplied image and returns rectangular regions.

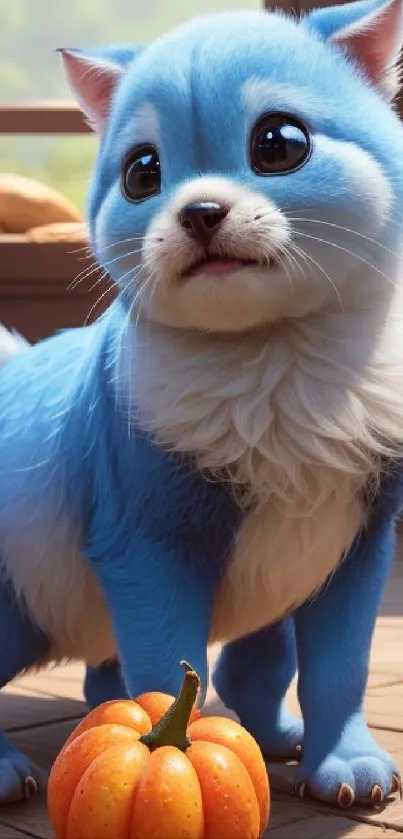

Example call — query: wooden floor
[1,558,402,838]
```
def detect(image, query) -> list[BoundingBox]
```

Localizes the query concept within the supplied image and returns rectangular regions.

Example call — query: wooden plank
[0,797,328,839]
[1,684,84,732]
[286,674,403,722]
[267,814,403,836]
[366,684,403,731]
[266,761,297,795]
[370,727,403,758]
[0,290,114,344]
[379,560,403,618]
[0,795,53,839]
[351,799,403,832]
[0,238,115,341]
[0,102,91,135]
[267,798,324,830]
[0,235,102,287]
[8,719,77,770]
[1,719,81,839]
[12,663,85,702]
[369,627,403,679]
[0,826,39,838]
[0,237,114,343]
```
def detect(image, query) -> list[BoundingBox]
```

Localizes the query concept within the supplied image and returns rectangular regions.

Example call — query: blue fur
[0,579,49,801]
[89,6,403,269]
[213,618,304,758]
[84,661,129,707]
[215,473,403,801]
[293,471,403,800]
[0,302,241,698]
[0,0,402,807]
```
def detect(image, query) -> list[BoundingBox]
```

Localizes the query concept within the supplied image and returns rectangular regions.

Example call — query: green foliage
[0,0,260,211]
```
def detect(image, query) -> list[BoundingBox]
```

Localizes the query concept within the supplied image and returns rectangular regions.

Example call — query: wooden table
[1,555,402,838]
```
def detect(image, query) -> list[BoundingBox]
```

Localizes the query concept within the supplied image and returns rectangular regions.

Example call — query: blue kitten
[1,0,403,810]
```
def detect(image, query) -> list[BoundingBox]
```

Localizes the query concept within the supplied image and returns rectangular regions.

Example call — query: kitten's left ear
[307,0,403,100]
[59,45,144,132]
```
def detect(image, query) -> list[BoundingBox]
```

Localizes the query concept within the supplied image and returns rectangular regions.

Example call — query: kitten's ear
[58,45,144,132]
[307,0,403,100]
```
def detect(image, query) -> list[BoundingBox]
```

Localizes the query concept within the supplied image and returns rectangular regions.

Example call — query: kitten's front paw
[220,691,303,759]
[214,659,303,759]
[254,708,303,760]
[296,751,401,808]
[0,752,47,805]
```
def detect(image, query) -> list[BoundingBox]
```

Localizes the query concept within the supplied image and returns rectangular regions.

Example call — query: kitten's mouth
[181,255,274,280]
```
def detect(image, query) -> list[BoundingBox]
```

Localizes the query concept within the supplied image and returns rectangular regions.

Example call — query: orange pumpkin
[47,662,270,839]
[136,689,201,727]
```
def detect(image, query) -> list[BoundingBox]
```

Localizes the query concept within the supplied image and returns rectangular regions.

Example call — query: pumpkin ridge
[66,741,149,839]
[187,716,270,835]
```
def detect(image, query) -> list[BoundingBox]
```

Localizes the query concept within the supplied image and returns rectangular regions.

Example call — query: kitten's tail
[0,324,29,370]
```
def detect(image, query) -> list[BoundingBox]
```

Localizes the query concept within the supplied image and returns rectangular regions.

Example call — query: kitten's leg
[213,618,303,758]
[84,660,129,709]
[87,538,215,704]
[0,577,50,804]
[295,515,400,807]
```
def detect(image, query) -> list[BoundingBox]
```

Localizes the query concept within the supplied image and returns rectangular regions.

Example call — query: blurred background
[0,0,261,210]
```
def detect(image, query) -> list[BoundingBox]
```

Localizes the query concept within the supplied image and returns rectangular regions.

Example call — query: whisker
[95,236,147,255]
[275,249,294,292]
[70,235,159,261]
[68,243,91,256]
[112,267,148,371]
[88,271,112,294]
[285,243,311,278]
[286,244,312,279]
[68,243,154,291]
[279,244,307,284]
[84,262,145,332]
[123,268,154,434]
[290,240,344,311]
[84,283,117,327]
[68,260,99,291]
[293,231,397,289]
[284,204,403,234]
[285,216,402,260]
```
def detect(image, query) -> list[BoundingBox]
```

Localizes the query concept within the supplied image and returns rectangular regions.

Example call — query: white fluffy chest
[211,481,364,642]
[128,314,403,642]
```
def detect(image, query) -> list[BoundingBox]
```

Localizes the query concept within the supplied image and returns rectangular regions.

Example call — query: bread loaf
[0,174,82,233]
[27,221,88,244]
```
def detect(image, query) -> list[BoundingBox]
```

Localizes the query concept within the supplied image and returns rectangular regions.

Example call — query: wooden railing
[0,101,90,134]
[0,101,111,341]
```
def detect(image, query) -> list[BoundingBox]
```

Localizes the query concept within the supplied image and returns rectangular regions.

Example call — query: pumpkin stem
[140,661,200,752]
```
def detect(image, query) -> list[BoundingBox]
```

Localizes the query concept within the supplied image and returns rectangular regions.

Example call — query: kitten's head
[62,0,403,332]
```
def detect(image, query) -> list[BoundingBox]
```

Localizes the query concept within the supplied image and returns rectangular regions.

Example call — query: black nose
[179,202,228,246]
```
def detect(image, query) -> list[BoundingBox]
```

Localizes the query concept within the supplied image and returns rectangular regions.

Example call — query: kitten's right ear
[306,0,403,100]
[58,45,144,133]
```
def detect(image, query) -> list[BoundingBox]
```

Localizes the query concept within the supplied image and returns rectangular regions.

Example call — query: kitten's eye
[250,113,311,175]
[121,145,161,202]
